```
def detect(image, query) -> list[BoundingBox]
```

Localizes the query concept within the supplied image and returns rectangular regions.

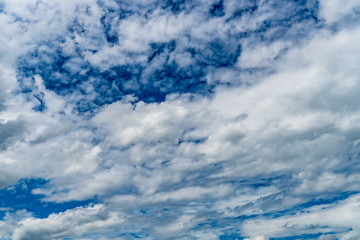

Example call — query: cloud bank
[0,0,360,239]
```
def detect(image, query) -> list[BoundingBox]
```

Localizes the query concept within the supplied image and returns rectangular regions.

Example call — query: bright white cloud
[319,0,360,24]
[12,204,123,240]
[0,0,360,239]
[241,194,360,239]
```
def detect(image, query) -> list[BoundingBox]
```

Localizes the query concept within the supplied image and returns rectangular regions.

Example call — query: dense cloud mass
[1,0,360,239]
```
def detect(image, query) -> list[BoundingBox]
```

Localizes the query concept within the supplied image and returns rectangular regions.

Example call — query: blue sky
[0,0,360,239]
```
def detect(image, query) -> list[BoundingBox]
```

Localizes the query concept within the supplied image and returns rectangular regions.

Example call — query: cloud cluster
[13,204,123,240]
[13,0,321,110]
[241,194,360,239]
[0,0,360,239]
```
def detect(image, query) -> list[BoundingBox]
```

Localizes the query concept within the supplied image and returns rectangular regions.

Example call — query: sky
[0,0,360,239]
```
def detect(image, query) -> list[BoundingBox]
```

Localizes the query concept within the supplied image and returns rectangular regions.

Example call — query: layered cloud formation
[1,0,360,239]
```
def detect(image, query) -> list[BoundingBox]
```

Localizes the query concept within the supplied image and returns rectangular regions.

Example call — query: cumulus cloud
[0,0,360,239]
[12,204,123,240]
[241,194,360,239]
[318,0,360,24]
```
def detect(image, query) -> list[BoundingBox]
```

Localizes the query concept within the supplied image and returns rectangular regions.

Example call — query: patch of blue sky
[0,2,4,12]
[0,178,95,219]
[227,4,258,21]
[161,0,186,14]
[297,191,359,209]
[219,233,243,240]
[209,0,225,18]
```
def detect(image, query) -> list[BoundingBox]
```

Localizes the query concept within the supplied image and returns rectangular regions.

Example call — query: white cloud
[241,194,360,239]
[244,236,269,240]
[0,0,360,239]
[153,214,202,237]
[93,100,190,147]
[12,204,123,240]
[319,0,360,24]
[9,24,359,228]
